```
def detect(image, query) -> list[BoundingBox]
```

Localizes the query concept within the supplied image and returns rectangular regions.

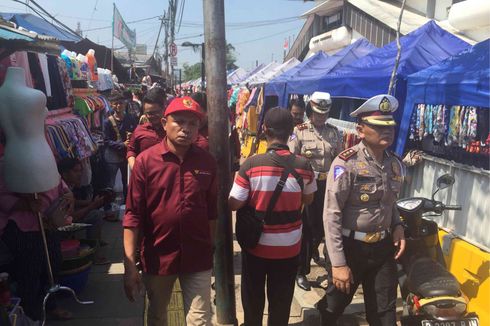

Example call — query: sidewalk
[51,211,401,326]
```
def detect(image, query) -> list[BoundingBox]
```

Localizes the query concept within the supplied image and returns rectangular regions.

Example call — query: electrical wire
[234,26,299,45]
[176,0,185,34]
[82,15,161,32]
[87,0,99,31]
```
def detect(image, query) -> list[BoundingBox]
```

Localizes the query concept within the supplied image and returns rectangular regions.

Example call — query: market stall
[311,21,470,123]
[396,40,490,326]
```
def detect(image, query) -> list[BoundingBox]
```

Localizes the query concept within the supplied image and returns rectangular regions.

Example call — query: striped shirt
[229,143,317,259]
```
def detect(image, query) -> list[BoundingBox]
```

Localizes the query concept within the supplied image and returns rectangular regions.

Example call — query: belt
[341,228,388,243]
[315,171,327,181]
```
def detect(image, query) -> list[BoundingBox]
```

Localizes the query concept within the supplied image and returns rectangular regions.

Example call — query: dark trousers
[241,251,298,326]
[318,236,397,326]
[298,180,326,276]
[1,222,60,321]
[105,161,128,203]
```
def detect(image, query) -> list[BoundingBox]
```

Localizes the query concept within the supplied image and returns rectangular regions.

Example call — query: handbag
[235,152,304,249]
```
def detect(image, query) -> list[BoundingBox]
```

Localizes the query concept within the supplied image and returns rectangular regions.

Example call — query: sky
[1,0,316,71]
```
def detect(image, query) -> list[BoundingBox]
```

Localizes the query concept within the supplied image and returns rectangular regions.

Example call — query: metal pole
[111,3,115,73]
[203,0,237,324]
[388,0,407,95]
[201,44,205,90]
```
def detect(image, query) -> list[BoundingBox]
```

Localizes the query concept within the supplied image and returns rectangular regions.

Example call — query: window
[322,12,342,32]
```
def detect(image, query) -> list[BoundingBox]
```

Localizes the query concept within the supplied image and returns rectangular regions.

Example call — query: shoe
[296,275,311,291]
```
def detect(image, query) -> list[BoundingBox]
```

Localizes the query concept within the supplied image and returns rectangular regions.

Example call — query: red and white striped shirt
[229,144,316,259]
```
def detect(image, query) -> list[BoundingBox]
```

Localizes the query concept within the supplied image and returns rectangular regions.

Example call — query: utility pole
[203,0,237,325]
[152,10,166,59]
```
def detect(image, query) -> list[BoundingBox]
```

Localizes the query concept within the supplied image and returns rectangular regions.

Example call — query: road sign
[170,56,178,66]
[170,43,178,57]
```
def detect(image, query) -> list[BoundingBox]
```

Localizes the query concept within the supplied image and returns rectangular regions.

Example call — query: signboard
[135,44,147,55]
[113,5,136,49]
[170,43,178,57]
[170,56,178,66]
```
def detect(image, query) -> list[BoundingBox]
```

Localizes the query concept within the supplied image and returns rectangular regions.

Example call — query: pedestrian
[317,94,406,325]
[103,93,137,220]
[288,98,306,126]
[229,107,317,326]
[123,97,217,326]
[127,90,166,170]
[288,92,342,291]
[191,92,209,151]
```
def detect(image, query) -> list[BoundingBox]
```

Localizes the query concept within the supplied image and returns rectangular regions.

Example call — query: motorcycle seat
[407,256,460,298]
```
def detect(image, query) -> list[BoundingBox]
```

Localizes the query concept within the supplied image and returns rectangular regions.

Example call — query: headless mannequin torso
[0,67,60,193]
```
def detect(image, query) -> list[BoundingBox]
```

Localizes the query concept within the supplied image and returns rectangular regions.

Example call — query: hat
[164,96,204,120]
[350,94,398,126]
[310,91,332,114]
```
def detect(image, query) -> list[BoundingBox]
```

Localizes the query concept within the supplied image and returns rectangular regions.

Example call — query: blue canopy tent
[315,21,470,124]
[395,39,490,155]
[284,38,376,103]
[0,13,81,42]
[264,52,326,102]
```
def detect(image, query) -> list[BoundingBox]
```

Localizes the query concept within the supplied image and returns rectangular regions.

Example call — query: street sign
[170,56,178,66]
[170,43,178,57]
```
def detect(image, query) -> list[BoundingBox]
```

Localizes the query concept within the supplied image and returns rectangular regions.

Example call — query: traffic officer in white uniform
[317,94,406,325]
[288,92,342,290]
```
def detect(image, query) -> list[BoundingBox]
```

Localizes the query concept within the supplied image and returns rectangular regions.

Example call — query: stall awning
[0,12,81,42]
[396,39,490,154]
[315,21,470,124]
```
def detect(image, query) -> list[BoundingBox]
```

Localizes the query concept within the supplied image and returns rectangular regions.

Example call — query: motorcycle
[396,174,479,326]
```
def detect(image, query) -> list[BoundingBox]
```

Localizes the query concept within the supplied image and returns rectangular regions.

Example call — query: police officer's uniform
[318,95,406,325]
[288,92,342,290]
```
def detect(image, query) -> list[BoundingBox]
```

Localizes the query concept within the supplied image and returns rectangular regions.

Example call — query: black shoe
[296,275,311,291]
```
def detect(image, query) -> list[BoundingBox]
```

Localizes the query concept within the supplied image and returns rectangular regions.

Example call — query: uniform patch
[289,133,297,141]
[297,123,308,131]
[356,162,367,169]
[359,184,376,193]
[339,148,357,161]
[379,96,391,113]
[333,166,346,181]
[358,169,371,176]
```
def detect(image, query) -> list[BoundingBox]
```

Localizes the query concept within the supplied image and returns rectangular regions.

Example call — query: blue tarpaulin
[264,52,324,100]
[0,13,81,42]
[314,21,470,124]
[395,39,490,154]
[284,38,376,106]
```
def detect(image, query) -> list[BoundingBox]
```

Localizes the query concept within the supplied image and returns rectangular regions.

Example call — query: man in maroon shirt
[123,97,217,326]
[127,90,166,169]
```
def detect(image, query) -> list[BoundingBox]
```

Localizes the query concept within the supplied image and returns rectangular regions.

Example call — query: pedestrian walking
[126,90,166,170]
[103,93,137,210]
[288,92,342,291]
[123,97,217,326]
[317,94,406,325]
[229,107,317,326]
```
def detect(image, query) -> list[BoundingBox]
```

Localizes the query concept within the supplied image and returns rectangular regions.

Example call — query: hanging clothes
[37,53,51,97]
[46,55,68,110]
[27,52,46,95]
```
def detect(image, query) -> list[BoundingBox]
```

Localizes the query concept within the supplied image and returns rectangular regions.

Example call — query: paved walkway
[50,211,401,326]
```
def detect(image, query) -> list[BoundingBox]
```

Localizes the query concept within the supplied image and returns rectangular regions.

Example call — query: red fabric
[126,123,165,159]
[164,96,204,120]
[124,139,218,275]
[195,128,209,151]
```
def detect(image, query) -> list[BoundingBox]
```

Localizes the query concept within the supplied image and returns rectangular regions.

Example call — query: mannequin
[0,67,60,193]
[86,49,98,81]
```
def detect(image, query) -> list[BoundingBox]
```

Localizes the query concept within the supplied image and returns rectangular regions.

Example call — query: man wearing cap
[123,96,217,326]
[288,92,342,291]
[317,95,406,325]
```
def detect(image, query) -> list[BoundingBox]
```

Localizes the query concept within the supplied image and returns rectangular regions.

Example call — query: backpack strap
[108,115,122,142]
[265,152,304,219]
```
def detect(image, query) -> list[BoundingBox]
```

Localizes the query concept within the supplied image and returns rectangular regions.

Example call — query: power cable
[22,0,81,37]
[82,15,161,32]
[87,0,99,31]
[234,26,299,45]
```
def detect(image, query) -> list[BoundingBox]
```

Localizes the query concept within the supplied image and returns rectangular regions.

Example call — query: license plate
[421,318,479,326]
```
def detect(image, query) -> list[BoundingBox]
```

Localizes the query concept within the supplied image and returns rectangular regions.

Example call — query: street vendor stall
[396,40,490,325]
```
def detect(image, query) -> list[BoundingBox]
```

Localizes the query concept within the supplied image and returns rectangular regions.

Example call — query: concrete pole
[202,0,237,325]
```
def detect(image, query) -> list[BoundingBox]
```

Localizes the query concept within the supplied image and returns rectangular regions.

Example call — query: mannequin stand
[35,194,94,326]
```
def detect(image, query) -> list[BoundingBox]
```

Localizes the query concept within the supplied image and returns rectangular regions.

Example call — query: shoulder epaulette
[326,123,338,130]
[339,148,357,161]
[297,123,308,131]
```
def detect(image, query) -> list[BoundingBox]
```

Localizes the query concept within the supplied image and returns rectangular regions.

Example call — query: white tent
[249,58,300,86]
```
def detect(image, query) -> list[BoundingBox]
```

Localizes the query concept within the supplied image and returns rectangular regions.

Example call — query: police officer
[288,92,342,291]
[317,94,406,325]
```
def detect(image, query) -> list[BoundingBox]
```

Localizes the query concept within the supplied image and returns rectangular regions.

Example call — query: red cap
[164,96,204,120]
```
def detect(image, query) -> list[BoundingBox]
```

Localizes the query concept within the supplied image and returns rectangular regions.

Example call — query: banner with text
[113,5,136,49]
